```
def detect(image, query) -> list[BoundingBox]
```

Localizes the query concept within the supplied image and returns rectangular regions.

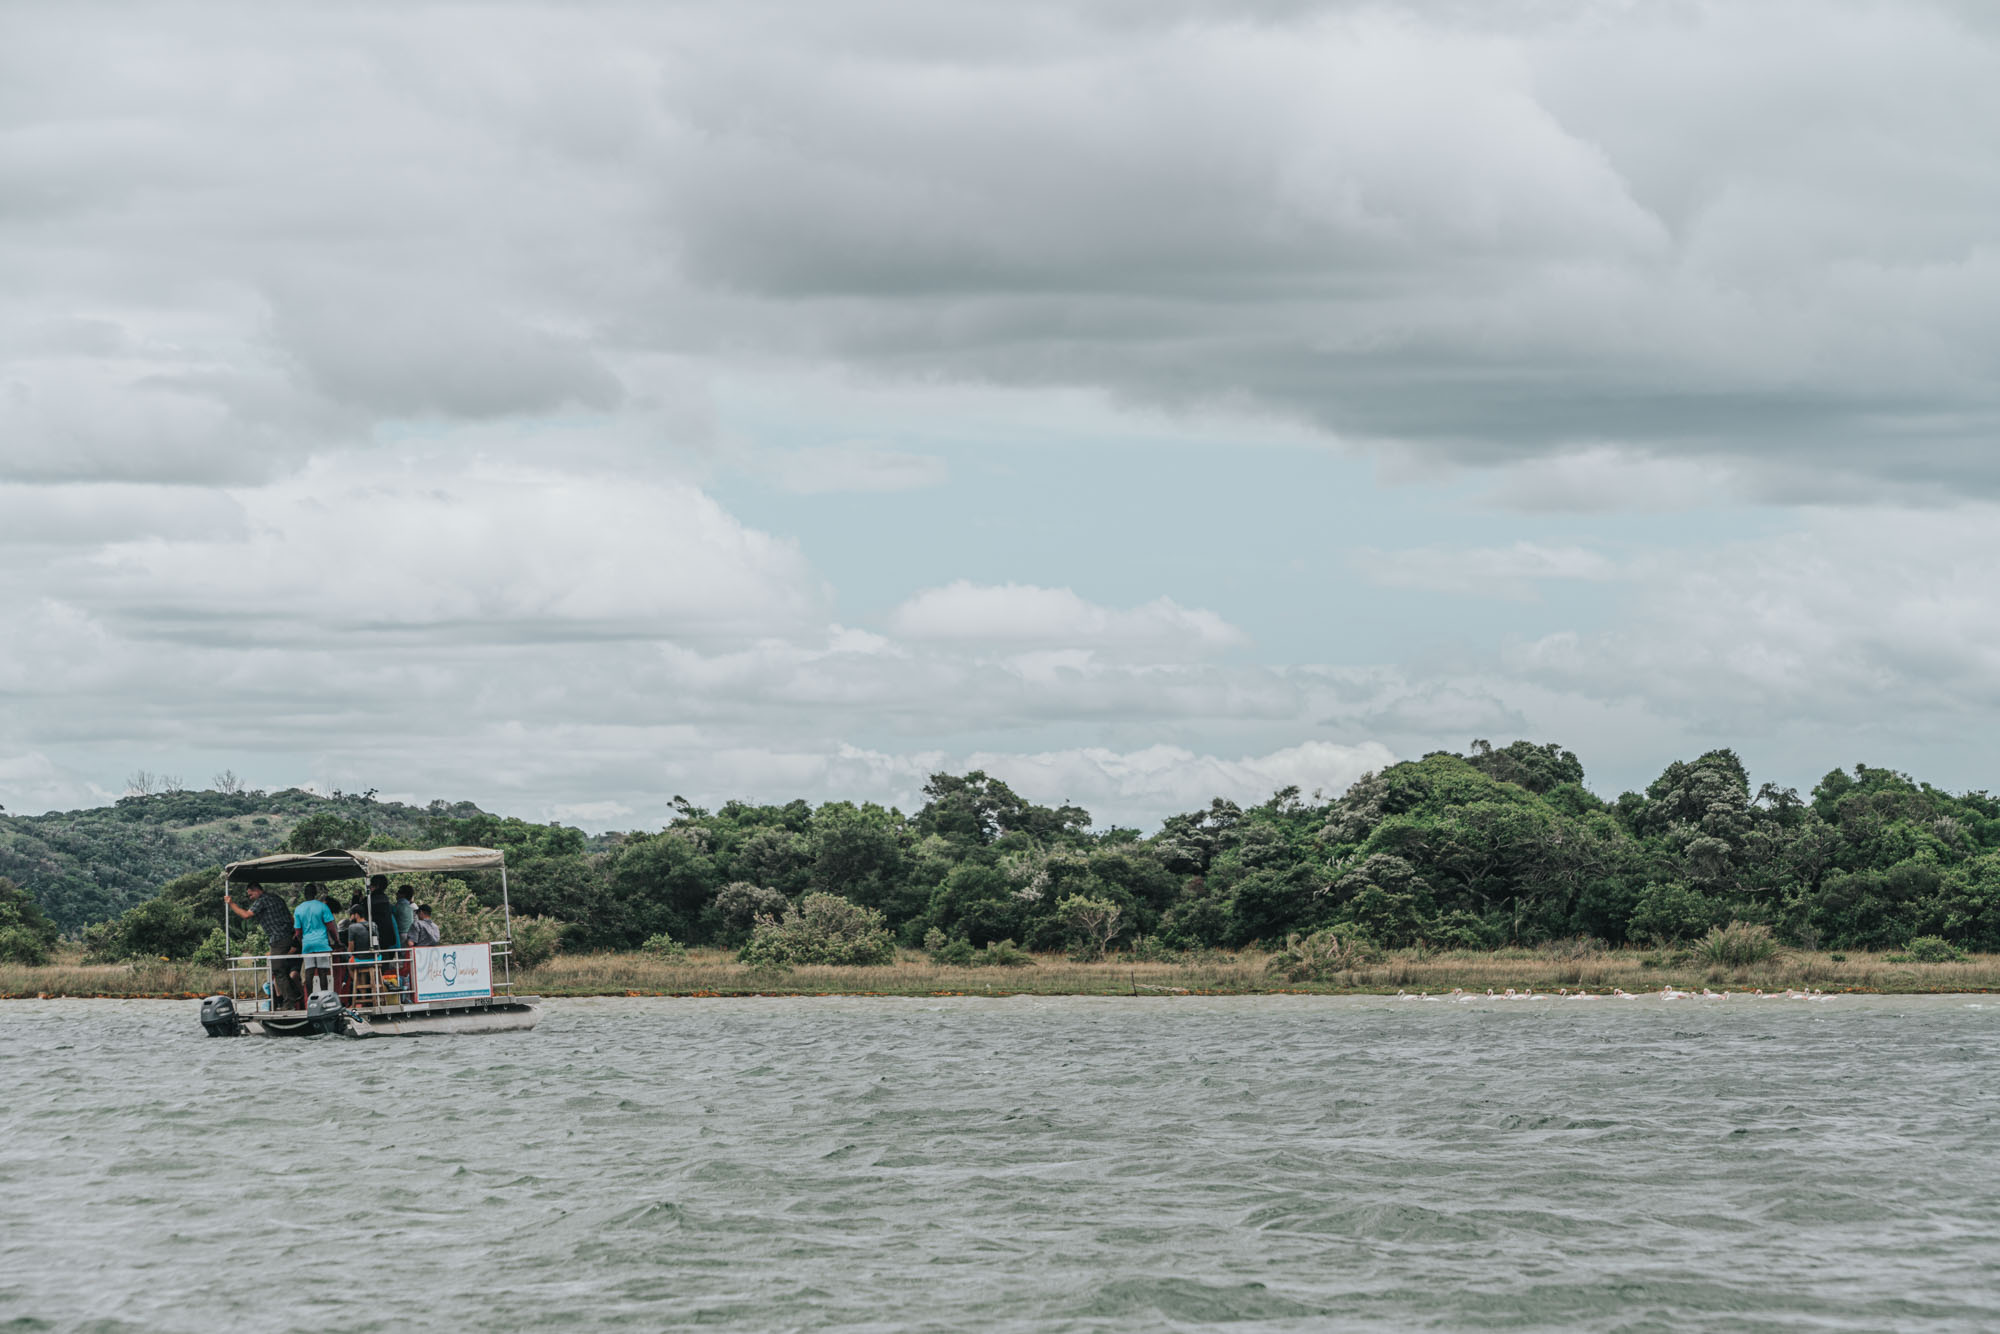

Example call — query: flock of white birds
[1398,987,1835,1003]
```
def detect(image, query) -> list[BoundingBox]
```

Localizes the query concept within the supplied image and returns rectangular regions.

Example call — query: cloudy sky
[4,0,1998,828]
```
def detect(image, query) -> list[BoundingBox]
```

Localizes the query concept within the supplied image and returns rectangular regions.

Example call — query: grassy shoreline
[7,946,2000,999]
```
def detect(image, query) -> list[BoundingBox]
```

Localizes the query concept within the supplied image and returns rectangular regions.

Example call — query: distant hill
[0,789,492,932]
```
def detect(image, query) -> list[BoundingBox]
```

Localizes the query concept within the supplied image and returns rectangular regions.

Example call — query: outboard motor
[199,994,244,1037]
[306,989,350,1037]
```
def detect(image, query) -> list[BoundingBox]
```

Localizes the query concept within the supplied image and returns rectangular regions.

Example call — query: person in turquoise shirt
[294,888,337,998]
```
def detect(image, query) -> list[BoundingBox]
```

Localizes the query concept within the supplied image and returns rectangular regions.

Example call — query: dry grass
[0,953,226,998]
[507,945,2000,997]
[519,948,1274,997]
[9,945,2000,999]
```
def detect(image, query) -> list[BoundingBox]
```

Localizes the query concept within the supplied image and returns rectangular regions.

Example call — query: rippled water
[4,994,2000,1331]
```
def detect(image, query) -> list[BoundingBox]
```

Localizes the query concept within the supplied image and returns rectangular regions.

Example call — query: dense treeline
[20,740,2000,965]
[0,788,511,933]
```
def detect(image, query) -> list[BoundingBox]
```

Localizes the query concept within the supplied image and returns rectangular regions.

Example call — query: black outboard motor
[199,994,244,1037]
[305,990,349,1037]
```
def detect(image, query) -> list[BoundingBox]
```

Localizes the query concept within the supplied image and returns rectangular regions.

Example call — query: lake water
[4,994,1999,1331]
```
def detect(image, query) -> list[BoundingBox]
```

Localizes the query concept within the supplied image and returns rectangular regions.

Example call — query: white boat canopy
[223,846,505,884]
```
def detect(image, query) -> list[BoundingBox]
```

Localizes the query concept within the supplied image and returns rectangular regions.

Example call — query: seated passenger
[410,904,442,948]
[342,905,378,1005]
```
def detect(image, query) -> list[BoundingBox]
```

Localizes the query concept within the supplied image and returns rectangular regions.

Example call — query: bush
[0,925,51,965]
[1266,928,1380,982]
[192,926,234,968]
[1697,921,1779,968]
[1903,935,1967,963]
[739,892,897,967]
[640,931,689,962]
[976,938,1032,967]
[507,916,565,968]
[84,895,211,961]
[922,927,976,966]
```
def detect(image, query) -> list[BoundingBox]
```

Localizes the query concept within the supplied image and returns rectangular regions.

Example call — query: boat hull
[247,997,541,1038]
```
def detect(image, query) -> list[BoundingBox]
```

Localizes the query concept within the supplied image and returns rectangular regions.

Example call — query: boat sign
[411,943,493,1002]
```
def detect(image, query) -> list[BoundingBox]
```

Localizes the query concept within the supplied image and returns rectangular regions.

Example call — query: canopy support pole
[221,871,231,1001]
[500,863,513,990]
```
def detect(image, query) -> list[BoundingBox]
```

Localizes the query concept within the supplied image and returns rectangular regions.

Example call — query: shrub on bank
[922,928,976,966]
[1697,921,1779,968]
[83,894,210,962]
[1898,936,1966,963]
[1266,928,1380,982]
[640,931,689,961]
[739,892,896,967]
[977,938,1033,967]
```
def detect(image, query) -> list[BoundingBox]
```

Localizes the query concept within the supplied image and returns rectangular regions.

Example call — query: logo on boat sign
[411,942,492,1002]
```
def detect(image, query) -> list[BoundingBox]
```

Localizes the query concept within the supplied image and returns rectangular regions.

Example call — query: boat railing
[224,940,518,1013]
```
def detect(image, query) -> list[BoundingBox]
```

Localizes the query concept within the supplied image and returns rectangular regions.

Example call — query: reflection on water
[4,994,1999,1331]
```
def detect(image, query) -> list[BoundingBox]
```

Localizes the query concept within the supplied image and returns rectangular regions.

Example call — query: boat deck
[251,993,537,1019]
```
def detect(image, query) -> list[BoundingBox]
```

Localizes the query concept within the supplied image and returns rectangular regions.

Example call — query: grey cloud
[5,2,1997,494]
[268,281,623,420]
[0,483,245,547]
[636,2,2000,492]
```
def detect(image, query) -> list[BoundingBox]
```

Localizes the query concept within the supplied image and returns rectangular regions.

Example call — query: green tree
[1055,893,1122,959]
[1465,739,1585,794]
[809,801,908,910]
[603,830,721,947]
[0,877,59,964]
[915,771,1089,847]
[284,811,374,853]
[926,863,1022,946]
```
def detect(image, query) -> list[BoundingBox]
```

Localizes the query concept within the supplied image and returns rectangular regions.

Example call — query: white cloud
[955,740,1397,824]
[0,750,113,816]
[65,457,826,644]
[1505,505,2000,735]
[889,581,1247,654]
[546,739,1397,830]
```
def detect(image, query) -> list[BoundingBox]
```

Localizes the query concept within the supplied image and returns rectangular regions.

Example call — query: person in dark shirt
[341,905,379,1006]
[364,876,401,954]
[223,882,299,1009]
[410,904,441,948]
[392,887,416,948]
